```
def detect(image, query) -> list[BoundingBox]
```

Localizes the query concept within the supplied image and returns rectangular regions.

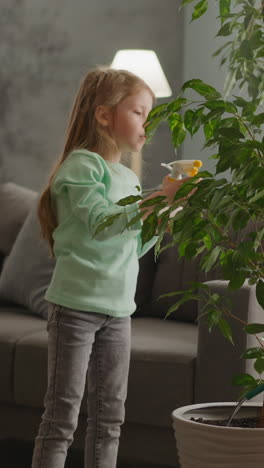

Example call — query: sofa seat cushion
[0,308,47,403]
[12,314,197,429]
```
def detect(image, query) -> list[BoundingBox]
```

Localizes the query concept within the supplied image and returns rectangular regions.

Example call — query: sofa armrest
[195,280,263,403]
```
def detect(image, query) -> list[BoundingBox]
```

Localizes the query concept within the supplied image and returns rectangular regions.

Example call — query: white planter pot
[172,402,264,468]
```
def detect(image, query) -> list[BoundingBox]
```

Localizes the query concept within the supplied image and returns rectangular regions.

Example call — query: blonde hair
[38,67,155,256]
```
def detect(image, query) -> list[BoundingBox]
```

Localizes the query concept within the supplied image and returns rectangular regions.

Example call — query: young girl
[31,67,183,468]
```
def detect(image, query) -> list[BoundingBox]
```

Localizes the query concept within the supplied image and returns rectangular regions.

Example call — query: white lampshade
[111,49,172,98]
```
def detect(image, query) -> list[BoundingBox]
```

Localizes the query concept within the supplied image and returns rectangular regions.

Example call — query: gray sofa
[0,182,261,467]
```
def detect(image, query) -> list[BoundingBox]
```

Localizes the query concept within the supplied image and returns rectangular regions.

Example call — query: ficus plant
[97,0,264,423]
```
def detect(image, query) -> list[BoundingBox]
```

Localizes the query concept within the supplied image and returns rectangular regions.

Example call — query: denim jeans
[31,304,131,468]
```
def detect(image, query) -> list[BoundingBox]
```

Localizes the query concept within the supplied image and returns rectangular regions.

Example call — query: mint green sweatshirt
[45,149,157,317]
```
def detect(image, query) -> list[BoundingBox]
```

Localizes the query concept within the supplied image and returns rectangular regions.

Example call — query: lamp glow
[111,49,172,98]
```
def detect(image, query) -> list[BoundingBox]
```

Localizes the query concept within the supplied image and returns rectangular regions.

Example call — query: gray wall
[181,2,229,174]
[0,0,184,191]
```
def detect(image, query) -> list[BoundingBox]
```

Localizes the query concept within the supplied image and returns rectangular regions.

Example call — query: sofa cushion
[0,308,47,403]
[0,253,5,274]
[151,234,219,322]
[13,315,197,429]
[0,183,37,255]
[0,202,55,319]
[134,245,156,317]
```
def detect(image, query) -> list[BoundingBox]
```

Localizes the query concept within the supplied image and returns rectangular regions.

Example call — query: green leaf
[254,355,264,375]
[116,194,142,206]
[145,119,163,140]
[224,69,237,97]
[172,124,187,148]
[167,98,188,112]
[212,41,232,58]
[233,96,248,108]
[256,280,264,310]
[172,180,197,202]
[251,29,263,49]
[244,323,264,334]
[242,100,260,119]
[243,140,264,153]
[249,189,264,204]
[240,39,254,60]
[217,127,244,140]
[168,112,181,127]
[183,241,198,259]
[219,0,231,23]
[202,246,222,272]
[204,119,219,139]
[215,155,232,176]
[158,290,185,300]
[94,213,122,235]
[231,209,250,231]
[228,272,246,291]
[165,293,199,318]
[124,212,144,230]
[184,110,196,136]
[219,318,234,344]
[252,113,264,126]
[192,170,212,179]
[168,113,188,148]
[207,308,222,331]
[180,0,195,7]
[182,79,221,99]
[204,100,237,113]
[141,212,158,245]
[242,348,264,359]
[191,0,208,21]
[191,108,204,134]
[232,373,257,386]
[145,105,169,139]
[220,57,227,68]
[216,22,231,36]
[148,103,168,119]
[244,11,254,29]
[141,195,166,208]
[203,233,212,250]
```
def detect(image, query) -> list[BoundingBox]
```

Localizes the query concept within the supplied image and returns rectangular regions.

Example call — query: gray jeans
[31,304,131,468]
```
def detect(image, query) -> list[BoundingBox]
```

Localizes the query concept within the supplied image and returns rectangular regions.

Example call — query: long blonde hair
[38,67,154,256]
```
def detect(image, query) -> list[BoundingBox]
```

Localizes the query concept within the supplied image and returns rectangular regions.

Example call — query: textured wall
[181,2,228,174]
[0,0,184,191]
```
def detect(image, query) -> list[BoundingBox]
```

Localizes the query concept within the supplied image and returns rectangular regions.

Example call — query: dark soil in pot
[191,417,259,428]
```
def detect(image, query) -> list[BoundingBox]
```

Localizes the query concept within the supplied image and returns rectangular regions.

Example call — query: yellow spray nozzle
[187,168,199,177]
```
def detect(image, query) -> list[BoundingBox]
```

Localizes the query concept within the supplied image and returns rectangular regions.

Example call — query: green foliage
[99,0,264,400]
[145,0,264,397]
[116,194,142,206]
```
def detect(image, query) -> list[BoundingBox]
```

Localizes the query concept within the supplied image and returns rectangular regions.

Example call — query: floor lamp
[110,49,172,180]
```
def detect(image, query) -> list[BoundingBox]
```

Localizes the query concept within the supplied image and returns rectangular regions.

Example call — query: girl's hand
[161,175,190,204]
[139,175,199,221]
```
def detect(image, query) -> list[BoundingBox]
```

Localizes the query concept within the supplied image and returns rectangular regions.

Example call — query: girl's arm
[53,153,144,240]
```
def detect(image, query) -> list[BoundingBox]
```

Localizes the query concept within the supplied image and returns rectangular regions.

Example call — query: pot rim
[172,401,263,431]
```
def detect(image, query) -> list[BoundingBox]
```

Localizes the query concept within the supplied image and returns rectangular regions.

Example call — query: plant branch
[221,306,264,349]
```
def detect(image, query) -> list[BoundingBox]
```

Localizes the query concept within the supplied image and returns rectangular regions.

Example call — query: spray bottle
[159,159,203,217]
[161,159,203,180]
